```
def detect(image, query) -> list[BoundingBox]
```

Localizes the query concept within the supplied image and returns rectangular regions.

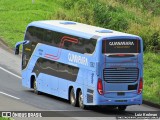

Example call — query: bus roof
[28,20,139,40]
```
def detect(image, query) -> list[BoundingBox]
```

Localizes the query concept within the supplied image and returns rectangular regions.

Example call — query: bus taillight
[97,78,104,95]
[138,77,143,94]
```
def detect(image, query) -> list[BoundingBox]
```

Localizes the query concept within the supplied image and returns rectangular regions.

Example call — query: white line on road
[0,91,20,100]
[0,66,21,79]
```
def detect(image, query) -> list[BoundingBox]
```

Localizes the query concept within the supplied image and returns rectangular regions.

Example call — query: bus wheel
[78,90,86,109]
[118,106,127,111]
[70,88,77,106]
[33,79,40,95]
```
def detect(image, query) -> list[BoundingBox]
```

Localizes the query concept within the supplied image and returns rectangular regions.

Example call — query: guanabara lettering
[109,41,134,46]
[68,53,88,66]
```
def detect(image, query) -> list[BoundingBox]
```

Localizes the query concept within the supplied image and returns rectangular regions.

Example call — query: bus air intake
[103,67,139,83]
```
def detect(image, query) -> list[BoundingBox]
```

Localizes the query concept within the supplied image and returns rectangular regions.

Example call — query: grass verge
[143,52,160,105]
[0,117,12,120]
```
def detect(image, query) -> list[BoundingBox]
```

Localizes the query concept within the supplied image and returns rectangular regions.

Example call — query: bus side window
[44,30,52,43]
[25,26,35,41]
[24,30,30,40]
[22,53,27,67]
[31,42,36,52]
[35,28,44,43]
[84,40,96,54]
[72,38,96,54]
[84,40,91,53]
[64,41,72,49]
[52,32,61,47]
[31,27,38,42]
[74,39,84,53]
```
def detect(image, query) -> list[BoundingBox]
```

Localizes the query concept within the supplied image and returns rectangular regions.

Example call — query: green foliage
[0,0,159,51]
[0,0,61,48]
[116,0,160,15]
[143,52,160,104]
[63,0,77,10]
[60,0,129,31]
[93,2,112,26]
[0,117,12,120]
[59,0,160,52]
[140,30,160,51]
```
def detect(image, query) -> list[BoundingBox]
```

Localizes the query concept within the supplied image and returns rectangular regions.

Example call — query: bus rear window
[102,39,140,53]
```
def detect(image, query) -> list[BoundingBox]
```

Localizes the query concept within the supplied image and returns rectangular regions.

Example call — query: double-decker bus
[15,20,143,110]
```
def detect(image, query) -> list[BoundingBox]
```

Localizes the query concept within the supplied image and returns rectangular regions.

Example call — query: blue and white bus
[15,20,143,110]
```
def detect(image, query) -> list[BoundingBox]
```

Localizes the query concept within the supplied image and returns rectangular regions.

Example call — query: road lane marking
[0,91,20,100]
[0,66,21,79]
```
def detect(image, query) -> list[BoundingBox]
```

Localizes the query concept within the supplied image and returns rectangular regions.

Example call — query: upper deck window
[25,26,97,54]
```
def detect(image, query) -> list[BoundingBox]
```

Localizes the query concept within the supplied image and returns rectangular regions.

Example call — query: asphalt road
[0,44,159,120]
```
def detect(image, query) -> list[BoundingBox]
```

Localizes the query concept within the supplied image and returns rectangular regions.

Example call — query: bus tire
[78,90,87,109]
[118,106,127,111]
[70,88,77,106]
[33,78,40,95]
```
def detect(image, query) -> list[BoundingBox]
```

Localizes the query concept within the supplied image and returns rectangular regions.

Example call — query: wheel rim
[33,80,37,93]
[70,89,75,105]
[70,93,75,104]
[79,91,83,108]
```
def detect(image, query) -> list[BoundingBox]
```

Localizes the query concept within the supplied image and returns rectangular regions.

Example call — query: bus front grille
[103,67,139,83]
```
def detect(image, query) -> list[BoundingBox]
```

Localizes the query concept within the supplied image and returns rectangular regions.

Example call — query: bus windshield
[102,39,141,54]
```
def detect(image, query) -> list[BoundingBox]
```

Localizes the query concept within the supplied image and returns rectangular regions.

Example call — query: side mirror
[14,40,29,55]
[15,46,20,55]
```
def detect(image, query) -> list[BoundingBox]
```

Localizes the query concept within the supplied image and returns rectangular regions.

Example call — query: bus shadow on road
[26,90,133,117]
[26,90,69,104]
